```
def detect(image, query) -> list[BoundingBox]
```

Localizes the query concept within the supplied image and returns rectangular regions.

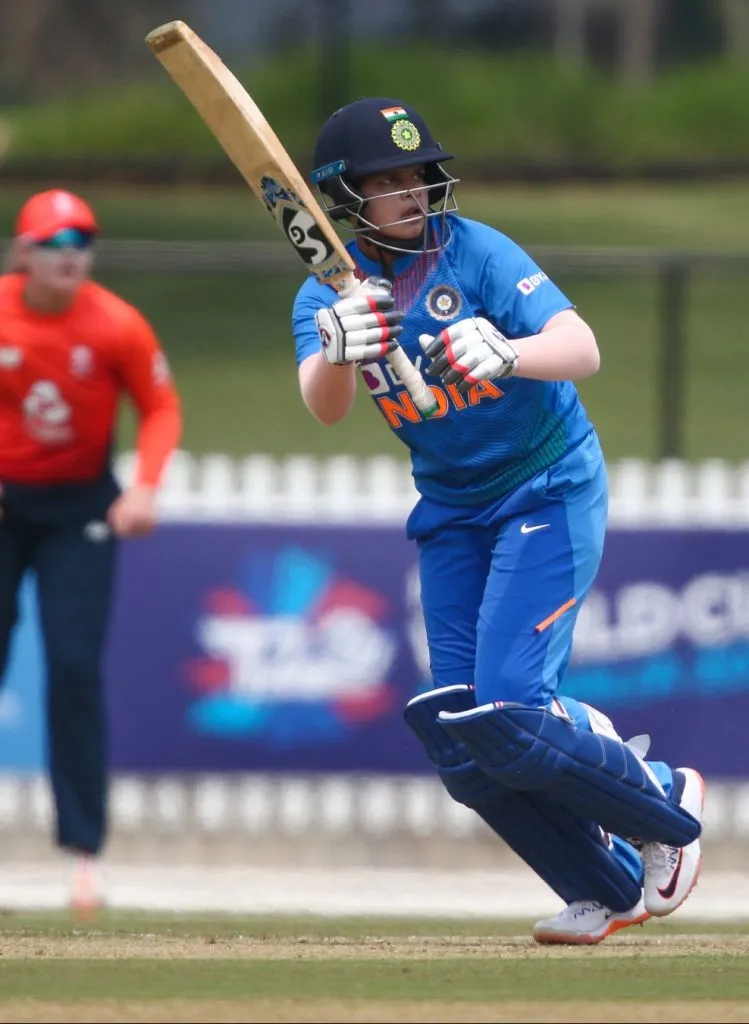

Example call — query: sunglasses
[35,228,95,250]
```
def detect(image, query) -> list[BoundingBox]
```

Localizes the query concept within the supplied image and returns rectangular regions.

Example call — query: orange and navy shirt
[0,274,182,487]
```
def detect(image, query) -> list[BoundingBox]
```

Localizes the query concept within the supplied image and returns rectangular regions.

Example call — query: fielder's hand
[315,277,403,365]
[107,485,157,539]
[419,317,518,393]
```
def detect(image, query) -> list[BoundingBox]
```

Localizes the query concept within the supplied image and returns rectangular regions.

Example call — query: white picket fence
[115,451,749,526]
[1,772,746,846]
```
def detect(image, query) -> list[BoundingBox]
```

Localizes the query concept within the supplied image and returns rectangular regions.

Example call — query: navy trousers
[0,472,119,854]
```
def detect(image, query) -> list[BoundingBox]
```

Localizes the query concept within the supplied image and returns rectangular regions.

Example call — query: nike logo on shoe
[657,848,684,899]
[520,523,550,534]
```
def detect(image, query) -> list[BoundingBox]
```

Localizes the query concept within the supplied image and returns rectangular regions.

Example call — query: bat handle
[337,274,439,419]
[385,346,439,418]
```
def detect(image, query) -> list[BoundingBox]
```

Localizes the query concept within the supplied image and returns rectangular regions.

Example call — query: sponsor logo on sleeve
[517,271,549,296]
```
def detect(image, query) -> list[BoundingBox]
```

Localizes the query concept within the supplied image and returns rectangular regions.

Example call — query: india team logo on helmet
[390,119,422,152]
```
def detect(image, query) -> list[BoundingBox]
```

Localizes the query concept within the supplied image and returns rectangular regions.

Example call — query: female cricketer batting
[0,189,182,914]
[292,98,705,945]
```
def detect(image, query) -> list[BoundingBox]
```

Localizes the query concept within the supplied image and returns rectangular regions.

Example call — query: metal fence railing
[3,238,745,462]
[82,240,748,462]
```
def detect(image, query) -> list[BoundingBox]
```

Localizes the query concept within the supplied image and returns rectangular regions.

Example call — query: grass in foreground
[1,909,749,939]
[1,952,748,1001]
[0,914,747,1023]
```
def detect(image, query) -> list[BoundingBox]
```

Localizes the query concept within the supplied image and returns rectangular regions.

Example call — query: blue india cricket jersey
[292,215,595,505]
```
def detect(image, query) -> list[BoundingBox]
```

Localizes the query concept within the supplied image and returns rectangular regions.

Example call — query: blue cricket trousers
[408,431,607,708]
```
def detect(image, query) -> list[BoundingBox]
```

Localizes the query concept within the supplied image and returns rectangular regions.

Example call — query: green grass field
[1,182,747,461]
[0,912,746,1022]
[0,913,748,1022]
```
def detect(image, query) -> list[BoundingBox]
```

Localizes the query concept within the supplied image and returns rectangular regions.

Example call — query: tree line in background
[0,0,174,101]
[549,0,749,79]
[1,0,748,102]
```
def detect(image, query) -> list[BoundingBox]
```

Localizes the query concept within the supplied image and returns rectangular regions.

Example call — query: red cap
[15,190,99,241]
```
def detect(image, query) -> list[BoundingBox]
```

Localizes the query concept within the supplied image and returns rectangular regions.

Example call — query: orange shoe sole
[534,909,651,945]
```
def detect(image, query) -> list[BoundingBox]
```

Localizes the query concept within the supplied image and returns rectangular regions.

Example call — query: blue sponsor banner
[561,530,749,777]
[4,525,749,776]
[104,525,749,777]
[0,578,46,771]
[106,525,424,772]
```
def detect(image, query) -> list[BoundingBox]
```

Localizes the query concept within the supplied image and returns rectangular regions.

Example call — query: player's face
[26,228,94,293]
[359,165,430,239]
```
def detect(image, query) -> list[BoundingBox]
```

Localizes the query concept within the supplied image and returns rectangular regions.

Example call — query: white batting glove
[316,277,403,366]
[419,317,518,393]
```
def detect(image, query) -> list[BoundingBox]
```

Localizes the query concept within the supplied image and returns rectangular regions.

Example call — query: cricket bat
[145,20,438,417]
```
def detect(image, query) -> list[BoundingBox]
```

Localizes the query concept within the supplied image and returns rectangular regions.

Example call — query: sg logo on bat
[280,207,333,267]
[260,174,334,268]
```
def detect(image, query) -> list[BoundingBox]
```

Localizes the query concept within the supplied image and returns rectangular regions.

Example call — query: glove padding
[316,277,403,366]
[419,317,518,393]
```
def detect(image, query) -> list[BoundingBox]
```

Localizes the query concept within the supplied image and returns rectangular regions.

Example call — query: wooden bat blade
[146,22,438,417]
[146,20,355,290]
[144,20,187,53]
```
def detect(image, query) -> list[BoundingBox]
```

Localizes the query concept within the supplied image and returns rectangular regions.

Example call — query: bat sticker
[280,206,333,266]
[259,176,301,213]
[260,176,334,267]
[316,263,353,281]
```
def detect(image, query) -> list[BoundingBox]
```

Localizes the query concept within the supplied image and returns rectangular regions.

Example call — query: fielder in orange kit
[0,189,182,913]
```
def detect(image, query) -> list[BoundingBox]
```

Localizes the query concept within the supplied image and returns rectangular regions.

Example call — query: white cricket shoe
[642,767,705,917]
[533,897,650,945]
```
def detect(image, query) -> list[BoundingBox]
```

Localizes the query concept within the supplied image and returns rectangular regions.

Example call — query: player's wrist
[319,350,355,371]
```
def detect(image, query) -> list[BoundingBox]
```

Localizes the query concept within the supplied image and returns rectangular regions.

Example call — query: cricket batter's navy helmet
[313,97,453,182]
[310,97,458,253]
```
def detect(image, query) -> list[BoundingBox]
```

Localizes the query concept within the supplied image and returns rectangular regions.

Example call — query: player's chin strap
[365,230,426,255]
[360,215,445,257]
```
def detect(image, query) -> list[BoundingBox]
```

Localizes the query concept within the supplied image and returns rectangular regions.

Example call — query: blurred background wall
[0,0,747,888]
